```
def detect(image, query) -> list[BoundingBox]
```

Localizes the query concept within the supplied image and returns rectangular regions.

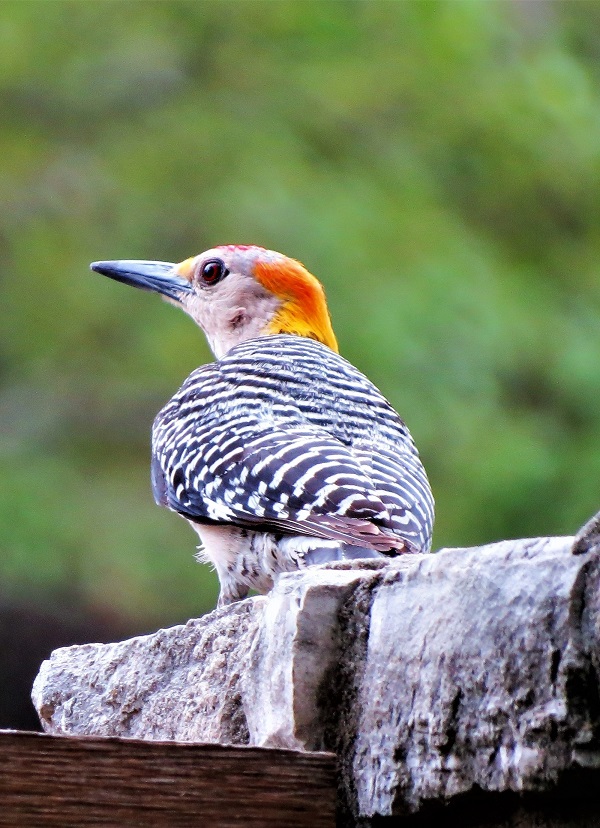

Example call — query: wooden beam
[0,731,336,827]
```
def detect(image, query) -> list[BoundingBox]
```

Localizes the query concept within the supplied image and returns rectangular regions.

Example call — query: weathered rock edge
[32,514,600,823]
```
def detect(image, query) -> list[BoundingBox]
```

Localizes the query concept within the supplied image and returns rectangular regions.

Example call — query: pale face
[91,246,287,359]
[174,246,285,358]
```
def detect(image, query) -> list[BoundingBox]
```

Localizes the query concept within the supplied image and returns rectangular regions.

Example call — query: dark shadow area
[367,771,600,828]
[0,595,136,731]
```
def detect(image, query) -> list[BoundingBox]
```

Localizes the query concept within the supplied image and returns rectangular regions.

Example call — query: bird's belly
[187,520,383,605]
[189,521,285,599]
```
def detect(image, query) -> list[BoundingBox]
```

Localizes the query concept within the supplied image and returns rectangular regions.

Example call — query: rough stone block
[32,514,600,824]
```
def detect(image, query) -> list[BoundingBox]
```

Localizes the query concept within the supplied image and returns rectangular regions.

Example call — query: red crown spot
[218,244,266,254]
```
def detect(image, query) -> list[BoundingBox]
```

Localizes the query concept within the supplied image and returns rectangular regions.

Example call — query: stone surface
[243,564,381,751]
[352,537,594,816]
[32,514,600,825]
[33,598,263,744]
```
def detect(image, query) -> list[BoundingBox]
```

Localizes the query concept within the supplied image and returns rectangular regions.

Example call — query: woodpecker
[91,246,434,606]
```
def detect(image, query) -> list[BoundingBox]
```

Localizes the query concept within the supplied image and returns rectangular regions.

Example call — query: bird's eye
[200,259,228,285]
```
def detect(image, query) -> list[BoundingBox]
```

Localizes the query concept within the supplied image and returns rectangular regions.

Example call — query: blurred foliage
[1,0,599,627]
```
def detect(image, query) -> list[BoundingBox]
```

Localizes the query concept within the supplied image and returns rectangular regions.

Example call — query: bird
[91,246,434,607]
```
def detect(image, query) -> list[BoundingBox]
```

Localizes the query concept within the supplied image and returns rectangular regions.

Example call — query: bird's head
[91,245,338,359]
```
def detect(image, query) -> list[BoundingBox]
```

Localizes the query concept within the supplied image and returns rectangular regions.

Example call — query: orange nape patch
[254,257,339,352]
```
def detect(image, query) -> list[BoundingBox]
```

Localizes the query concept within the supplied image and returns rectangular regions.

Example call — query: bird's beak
[90,260,193,303]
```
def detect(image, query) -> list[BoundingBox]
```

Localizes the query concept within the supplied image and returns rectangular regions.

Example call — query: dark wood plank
[0,730,336,827]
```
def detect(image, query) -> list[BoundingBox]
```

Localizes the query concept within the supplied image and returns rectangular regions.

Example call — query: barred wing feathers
[151,336,433,553]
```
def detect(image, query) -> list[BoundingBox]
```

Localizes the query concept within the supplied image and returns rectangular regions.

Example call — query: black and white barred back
[151,335,434,573]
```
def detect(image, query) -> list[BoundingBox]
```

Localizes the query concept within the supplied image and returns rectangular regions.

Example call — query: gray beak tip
[90,259,192,302]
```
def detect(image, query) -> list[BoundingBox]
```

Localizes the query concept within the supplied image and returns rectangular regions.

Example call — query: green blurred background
[1,0,600,725]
